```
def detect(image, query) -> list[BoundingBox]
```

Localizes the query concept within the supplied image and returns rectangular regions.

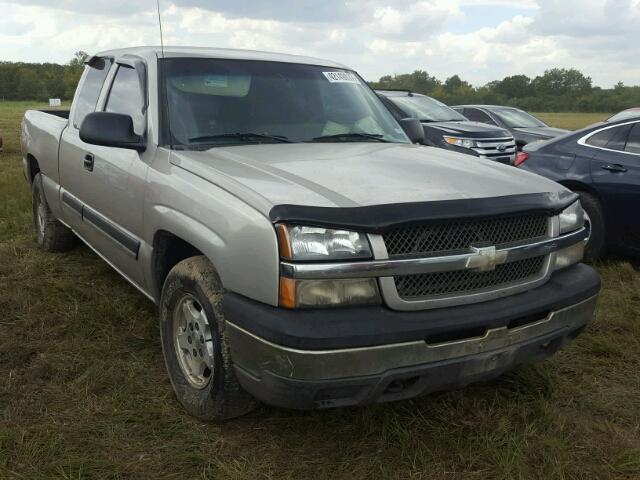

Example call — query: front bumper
[224,264,600,409]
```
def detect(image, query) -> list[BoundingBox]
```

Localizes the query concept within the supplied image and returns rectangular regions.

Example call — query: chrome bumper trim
[227,295,597,381]
[281,227,587,280]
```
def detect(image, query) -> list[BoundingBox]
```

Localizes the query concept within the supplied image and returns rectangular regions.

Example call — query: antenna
[156,0,165,57]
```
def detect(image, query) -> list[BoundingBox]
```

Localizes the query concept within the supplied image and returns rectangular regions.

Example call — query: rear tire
[159,256,256,421]
[32,173,77,252]
[577,191,606,260]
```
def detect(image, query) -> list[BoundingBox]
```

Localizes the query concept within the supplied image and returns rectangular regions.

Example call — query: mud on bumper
[227,295,596,409]
[223,264,600,410]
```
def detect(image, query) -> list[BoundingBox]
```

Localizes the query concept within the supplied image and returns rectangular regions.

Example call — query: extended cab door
[589,121,640,247]
[59,57,150,287]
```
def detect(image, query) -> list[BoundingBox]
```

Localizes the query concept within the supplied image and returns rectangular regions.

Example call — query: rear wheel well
[27,154,40,184]
[152,231,203,298]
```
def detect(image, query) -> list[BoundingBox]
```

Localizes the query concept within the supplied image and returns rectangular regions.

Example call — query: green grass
[533,112,611,130]
[1,102,639,479]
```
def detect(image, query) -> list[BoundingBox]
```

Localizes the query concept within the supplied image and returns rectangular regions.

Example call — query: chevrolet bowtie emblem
[465,246,508,272]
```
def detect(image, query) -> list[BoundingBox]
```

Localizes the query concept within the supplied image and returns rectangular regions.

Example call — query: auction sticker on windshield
[323,71,359,84]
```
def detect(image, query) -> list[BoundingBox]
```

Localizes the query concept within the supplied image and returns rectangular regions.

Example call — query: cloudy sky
[0,0,639,87]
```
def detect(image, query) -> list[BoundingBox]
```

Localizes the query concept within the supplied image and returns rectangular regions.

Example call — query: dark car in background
[453,105,568,150]
[607,108,640,122]
[518,117,640,259]
[377,91,517,164]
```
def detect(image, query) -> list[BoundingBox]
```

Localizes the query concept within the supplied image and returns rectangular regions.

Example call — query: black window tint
[73,58,112,129]
[464,108,495,125]
[625,123,640,154]
[587,125,630,151]
[587,128,616,148]
[105,66,145,135]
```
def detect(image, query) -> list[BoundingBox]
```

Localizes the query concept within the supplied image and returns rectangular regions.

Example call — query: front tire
[159,256,256,421]
[577,191,606,260]
[32,172,77,252]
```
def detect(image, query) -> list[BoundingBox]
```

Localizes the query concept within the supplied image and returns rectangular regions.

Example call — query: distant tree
[532,68,592,96]
[69,51,89,68]
[370,70,441,94]
[443,75,470,93]
[64,51,88,98]
[492,75,531,99]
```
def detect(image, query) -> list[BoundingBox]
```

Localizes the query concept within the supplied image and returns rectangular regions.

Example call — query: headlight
[559,201,585,234]
[443,136,476,149]
[554,242,584,270]
[279,277,381,308]
[276,224,372,261]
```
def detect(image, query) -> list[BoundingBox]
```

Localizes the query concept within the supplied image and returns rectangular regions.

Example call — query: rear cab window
[73,57,113,129]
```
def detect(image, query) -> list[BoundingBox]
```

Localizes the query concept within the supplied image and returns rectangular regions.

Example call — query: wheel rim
[36,195,46,236]
[173,294,215,389]
[583,210,592,245]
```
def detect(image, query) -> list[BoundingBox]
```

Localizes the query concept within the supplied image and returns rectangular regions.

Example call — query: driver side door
[60,59,150,286]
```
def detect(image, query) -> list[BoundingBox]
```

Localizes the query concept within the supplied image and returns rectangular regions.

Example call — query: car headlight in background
[443,136,476,149]
[276,224,372,261]
[276,224,380,308]
[559,201,585,234]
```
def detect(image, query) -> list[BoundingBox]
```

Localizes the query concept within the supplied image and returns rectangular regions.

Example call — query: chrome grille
[472,137,516,163]
[384,214,549,258]
[394,256,546,299]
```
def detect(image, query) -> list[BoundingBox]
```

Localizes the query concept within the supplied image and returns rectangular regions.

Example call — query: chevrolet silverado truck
[21,47,600,421]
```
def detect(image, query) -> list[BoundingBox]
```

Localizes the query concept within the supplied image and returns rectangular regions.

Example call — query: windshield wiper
[310,132,391,143]
[188,133,292,144]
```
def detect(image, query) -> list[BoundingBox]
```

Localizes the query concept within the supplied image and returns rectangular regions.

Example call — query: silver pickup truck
[21,47,600,421]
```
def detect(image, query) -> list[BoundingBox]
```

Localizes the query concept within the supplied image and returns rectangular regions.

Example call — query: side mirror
[399,118,425,144]
[80,112,146,152]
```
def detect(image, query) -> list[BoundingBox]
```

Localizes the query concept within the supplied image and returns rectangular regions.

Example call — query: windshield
[492,108,547,128]
[386,95,467,122]
[607,109,640,122]
[162,58,409,148]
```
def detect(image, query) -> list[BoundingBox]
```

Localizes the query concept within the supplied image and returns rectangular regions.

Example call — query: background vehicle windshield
[163,58,409,147]
[492,108,547,128]
[607,109,640,122]
[387,95,467,122]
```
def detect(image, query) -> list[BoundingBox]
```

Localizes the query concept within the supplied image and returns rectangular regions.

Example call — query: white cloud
[0,0,639,88]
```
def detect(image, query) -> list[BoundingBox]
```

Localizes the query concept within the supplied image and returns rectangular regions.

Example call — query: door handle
[83,153,94,172]
[601,164,627,173]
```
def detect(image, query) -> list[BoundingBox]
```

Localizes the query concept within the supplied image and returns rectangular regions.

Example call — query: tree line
[0,52,87,102]
[0,51,638,112]
[370,69,640,113]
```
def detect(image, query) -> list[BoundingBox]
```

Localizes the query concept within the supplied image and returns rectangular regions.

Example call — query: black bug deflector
[268,191,579,232]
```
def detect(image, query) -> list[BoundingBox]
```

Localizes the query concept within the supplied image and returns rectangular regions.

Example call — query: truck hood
[513,126,568,139]
[423,121,511,139]
[170,143,566,216]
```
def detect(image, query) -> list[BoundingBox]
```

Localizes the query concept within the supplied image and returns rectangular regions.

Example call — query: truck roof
[93,46,351,70]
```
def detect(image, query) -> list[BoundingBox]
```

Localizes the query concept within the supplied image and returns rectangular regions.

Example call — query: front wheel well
[152,231,204,298]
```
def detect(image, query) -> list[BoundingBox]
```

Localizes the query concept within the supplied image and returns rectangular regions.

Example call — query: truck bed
[38,109,70,119]
[21,109,69,185]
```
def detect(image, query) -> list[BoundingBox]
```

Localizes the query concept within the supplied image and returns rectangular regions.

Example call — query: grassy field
[1,103,639,479]
[532,112,608,130]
